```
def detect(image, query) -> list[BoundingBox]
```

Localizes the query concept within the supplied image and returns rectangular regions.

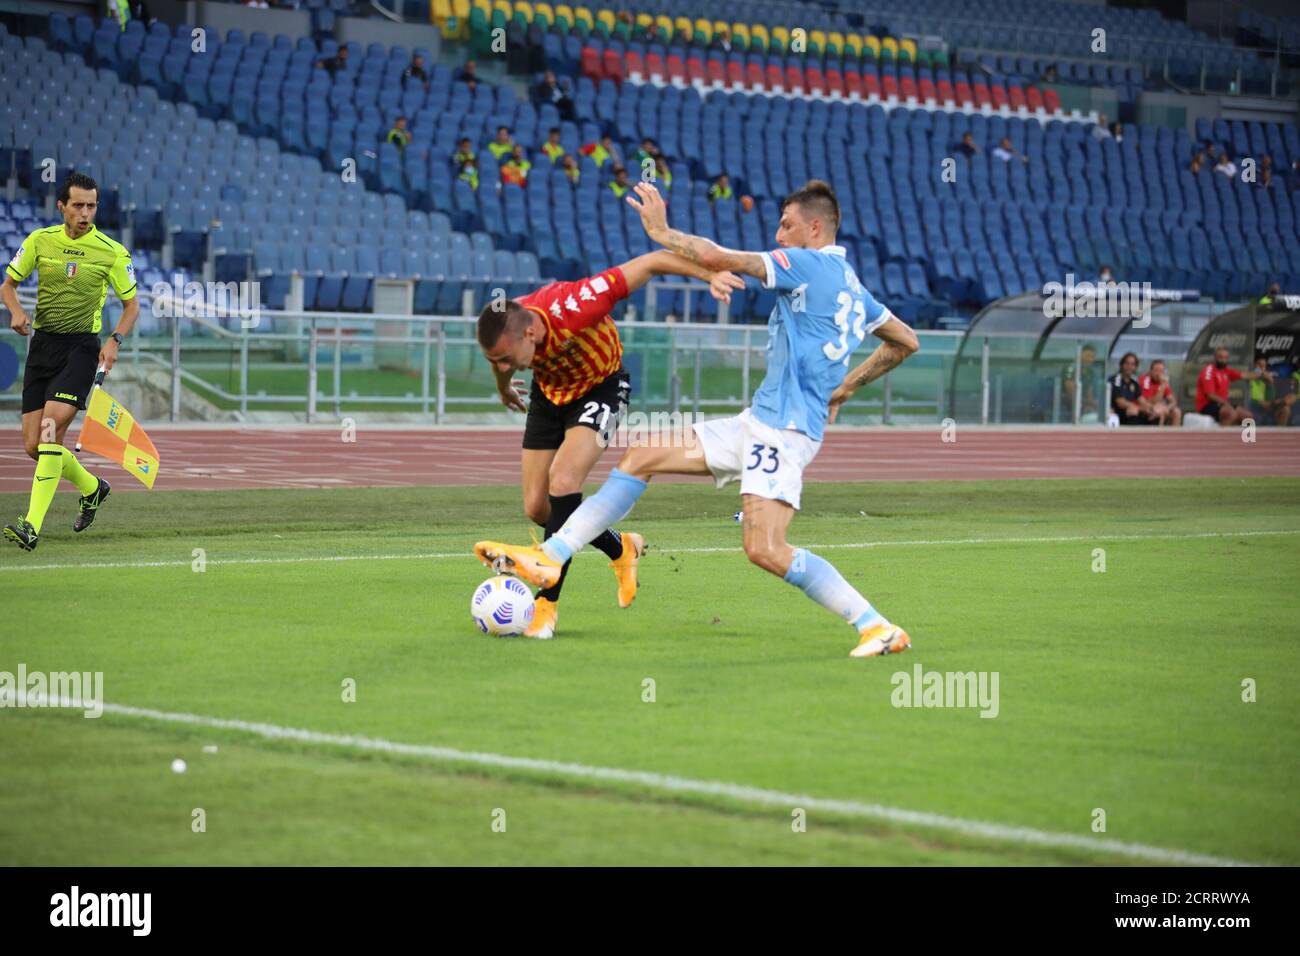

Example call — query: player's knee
[617,446,655,481]
[743,538,782,575]
[547,467,583,497]
[523,495,549,526]
[23,439,39,460]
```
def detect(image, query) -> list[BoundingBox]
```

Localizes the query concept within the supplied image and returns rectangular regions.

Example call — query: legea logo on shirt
[8,245,21,267]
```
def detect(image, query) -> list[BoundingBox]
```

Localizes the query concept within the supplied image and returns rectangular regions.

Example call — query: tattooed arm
[826,318,920,424]
[625,182,769,281]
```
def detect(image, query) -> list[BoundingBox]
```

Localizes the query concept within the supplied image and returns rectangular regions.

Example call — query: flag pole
[74,364,107,454]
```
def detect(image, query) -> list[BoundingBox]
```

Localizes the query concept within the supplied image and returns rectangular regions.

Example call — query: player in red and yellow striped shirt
[476,251,743,638]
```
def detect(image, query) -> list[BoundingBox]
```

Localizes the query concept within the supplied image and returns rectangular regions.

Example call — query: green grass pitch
[1,478,1297,865]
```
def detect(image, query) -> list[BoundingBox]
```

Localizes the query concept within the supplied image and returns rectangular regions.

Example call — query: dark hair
[1120,351,1139,367]
[477,299,533,350]
[497,125,509,134]
[781,179,840,233]
[58,172,98,205]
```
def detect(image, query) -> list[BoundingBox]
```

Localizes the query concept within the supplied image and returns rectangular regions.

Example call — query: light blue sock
[543,468,648,563]
[783,548,884,630]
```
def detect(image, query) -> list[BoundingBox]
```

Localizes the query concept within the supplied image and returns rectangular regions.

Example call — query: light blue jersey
[750,245,891,442]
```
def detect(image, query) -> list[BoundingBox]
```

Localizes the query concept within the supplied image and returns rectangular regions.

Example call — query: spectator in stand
[712,26,733,53]
[1214,151,1237,178]
[674,27,692,45]
[1189,150,1206,174]
[708,174,734,202]
[1063,344,1103,420]
[453,137,475,169]
[1098,264,1117,285]
[1091,113,1113,141]
[1259,155,1274,188]
[1258,281,1282,305]
[957,131,979,158]
[1041,63,1058,83]
[560,154,580,185]
[458,156,479,191]
[579,134,620,168]
[500,144,531,186]
[541,127,565,163]
[1247,357,1292,426]
[487,126,514,162]
[608,165,631,198]
[1139,359,1182,427]
[1196,346,1271,426]
[992,137,1025,163]
[630,138,661,173]
[1290,158,1300,189]
[1109,121,1124,144]
[1110,352,1149,425]
[403,53,429,91]
[654,156,673,189]
[455,60,478,85]
[385,116,410,151]
[317,45,349,77]
[533,70,575,122]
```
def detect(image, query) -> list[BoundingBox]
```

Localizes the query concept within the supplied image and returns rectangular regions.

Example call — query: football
[470,575,535,636]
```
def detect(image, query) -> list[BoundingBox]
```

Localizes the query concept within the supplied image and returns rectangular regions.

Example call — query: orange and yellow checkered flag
[75,388,160,489]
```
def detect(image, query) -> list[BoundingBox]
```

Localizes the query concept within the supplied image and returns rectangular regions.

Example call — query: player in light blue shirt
[475,181,921,658]
[750,244,890,441]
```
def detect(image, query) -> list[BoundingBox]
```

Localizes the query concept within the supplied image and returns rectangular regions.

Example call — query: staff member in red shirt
[1139,359,1181,426]
[1196,346,1271,426]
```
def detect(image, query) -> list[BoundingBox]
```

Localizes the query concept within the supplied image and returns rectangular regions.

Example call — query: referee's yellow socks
[24,443,97,534]
[24,444,64,534]
[61,446,99,496]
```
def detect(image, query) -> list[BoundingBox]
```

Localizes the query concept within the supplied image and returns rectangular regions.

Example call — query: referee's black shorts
[522,367,631,451]
[21,330,100,414]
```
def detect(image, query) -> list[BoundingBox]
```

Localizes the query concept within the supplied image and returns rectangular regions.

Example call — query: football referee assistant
[2,172,139,551]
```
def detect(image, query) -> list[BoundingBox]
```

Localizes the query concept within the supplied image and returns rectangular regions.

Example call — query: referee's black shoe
[73,478,111,533]
[3,519,38,551]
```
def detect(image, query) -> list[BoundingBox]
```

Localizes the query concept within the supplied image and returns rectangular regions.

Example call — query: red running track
[2,427,1297,492]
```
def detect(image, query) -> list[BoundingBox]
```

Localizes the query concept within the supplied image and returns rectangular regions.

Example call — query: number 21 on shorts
[747,443,779,474]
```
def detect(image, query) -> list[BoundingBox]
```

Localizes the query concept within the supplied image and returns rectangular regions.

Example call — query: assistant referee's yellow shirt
[5,224,137,334]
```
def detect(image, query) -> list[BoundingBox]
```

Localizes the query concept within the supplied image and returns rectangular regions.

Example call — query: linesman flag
[76,389,161,489]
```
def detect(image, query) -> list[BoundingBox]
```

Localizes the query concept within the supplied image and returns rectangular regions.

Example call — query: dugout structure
[1181,297,1300,413]
[949,290,1220,424]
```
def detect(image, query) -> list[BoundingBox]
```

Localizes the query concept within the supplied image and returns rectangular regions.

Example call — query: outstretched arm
[618,250,746,303]
[625,182,768,282]
[826,318,920,423]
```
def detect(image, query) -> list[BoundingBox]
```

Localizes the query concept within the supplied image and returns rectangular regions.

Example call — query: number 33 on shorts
[746,443,780,474]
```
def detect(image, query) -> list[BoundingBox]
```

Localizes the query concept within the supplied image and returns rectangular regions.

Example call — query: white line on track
[6,692,1256,867]
[1,528,1297,573]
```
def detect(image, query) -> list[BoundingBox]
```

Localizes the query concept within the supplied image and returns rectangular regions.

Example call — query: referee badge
[66,262,78,278]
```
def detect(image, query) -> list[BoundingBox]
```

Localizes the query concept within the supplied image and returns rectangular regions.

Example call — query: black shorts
[522,367,631,451]
[1201,401,1223,421]
[21,331,100,414]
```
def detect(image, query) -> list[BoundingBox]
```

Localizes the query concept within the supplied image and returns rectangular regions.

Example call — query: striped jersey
[5,224,136,334]
[517,267,628,405]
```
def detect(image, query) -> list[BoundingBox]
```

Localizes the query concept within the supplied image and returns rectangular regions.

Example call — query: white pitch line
[1,528,1297,574]
[4,693,1256,867]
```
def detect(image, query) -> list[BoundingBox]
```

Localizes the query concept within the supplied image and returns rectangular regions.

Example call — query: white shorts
[690,408,822,510]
